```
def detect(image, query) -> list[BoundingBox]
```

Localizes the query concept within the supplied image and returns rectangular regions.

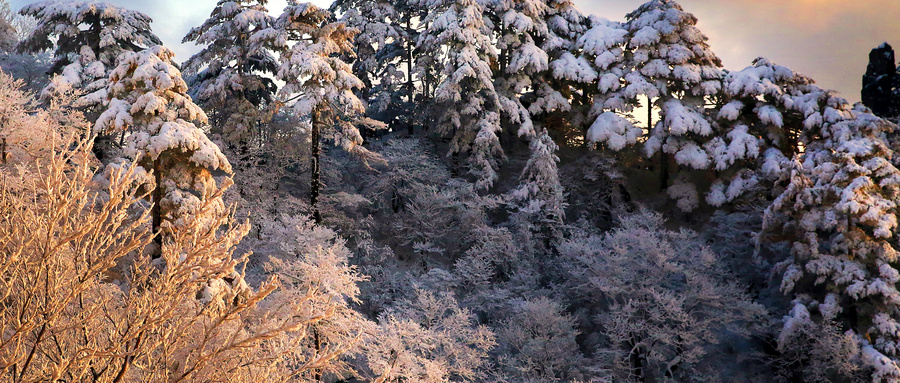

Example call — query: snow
[718,100,743,121]
[577,22,627,55]
[551,52,597,82]
[673,142,709,169]
[756,105,783,127]
[778,302,811,350]
[662,99,712,136]
[631,25,659,46]
[667,176,699,211]
[587,112,641,151]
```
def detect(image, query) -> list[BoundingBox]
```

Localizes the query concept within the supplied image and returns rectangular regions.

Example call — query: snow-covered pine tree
[182,0,278,148]
[487,0,549,139]
[17,1,161,106]
[509,129,565,225]
[588,0,723,210]
[0,0,15,52]
[330,0,421,131]
[486,0,572,227]
[763,108,900,380]
[701,57,855,209]
[417,0,505,189]
[94,46,232,249]
[578,18,634,149]
[255,1,382,223]
[528,0,594,142]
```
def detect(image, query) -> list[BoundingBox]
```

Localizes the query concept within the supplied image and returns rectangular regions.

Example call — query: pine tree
[509,129,565,224]
[701,57,855,208]
[418,0,505,189]
[255,1,382,223]
[0,0,15,52]
[585,0,722,208]
[94,46,232,249]
[183,0,278,148]
[17,1,161,106]
[527,0,594,143]
[331,0,420,131]
[487,0,550,139]
[628,0,723,191]
[764,108,900,379]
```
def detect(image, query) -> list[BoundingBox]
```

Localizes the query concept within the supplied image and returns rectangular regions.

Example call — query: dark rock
[862,42,896,117]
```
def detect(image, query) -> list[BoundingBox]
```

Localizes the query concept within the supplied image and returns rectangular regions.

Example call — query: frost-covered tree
[763,109,900,380]
[366,289,496,382]
[509,129,565,225]
[418,0,506,189]
[587,0,723,204]
[0,72,367,380]
[17,1,161,105]
[94,46,231,248]
[492,297,587,381]
[255,1,382,223]
[528,0,593,138]
[255,214,375,380]
[183,0,278,147]
[561,210,764,381]
[330,0,421,130]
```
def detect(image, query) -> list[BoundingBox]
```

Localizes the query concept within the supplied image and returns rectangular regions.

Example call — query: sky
[9,0,900,103]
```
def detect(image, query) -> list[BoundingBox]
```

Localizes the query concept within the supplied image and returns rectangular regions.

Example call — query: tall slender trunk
[630,336,647,383]
[310,109,322,224]
[498,22,507,75]
[650,97,669,191]
[152,158,162,257]
[406,16,415,135]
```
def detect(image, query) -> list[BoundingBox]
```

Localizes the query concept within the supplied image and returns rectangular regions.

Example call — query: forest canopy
[2,0,900,382]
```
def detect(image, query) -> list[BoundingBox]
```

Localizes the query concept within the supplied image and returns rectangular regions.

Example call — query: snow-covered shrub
[560,209,765,381]
[492,297,588,382]
[366,289,496,382]
[772,301,872,382]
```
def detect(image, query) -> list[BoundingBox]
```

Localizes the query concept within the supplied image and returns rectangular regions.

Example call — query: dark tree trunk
[152,158,163,257]
[406,17,415,136]
[650,98,669,191]
[630,337,647,383]
[311,109,322,224]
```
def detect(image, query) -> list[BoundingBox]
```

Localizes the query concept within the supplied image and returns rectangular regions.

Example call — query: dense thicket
[3,0,900,382]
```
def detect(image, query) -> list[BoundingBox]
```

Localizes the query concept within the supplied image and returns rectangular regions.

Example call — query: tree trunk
[313,327,323,381]
[310,109,322,224]
[650,97,670,191]
[630,337,647,383]
[406,17,415,136]
[152,158,163,257]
